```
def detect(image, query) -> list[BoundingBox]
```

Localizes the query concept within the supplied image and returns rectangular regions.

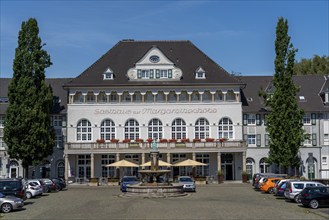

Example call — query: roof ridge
[121,40,190,43]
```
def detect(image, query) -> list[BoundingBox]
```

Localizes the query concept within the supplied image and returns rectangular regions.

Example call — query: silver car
[0,192,24,213]
[178,176,196,192]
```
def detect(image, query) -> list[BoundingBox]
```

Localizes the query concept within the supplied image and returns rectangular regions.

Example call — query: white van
[284,181,324,203]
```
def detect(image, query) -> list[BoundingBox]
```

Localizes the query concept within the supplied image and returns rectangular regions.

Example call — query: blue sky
[1,0,328,78]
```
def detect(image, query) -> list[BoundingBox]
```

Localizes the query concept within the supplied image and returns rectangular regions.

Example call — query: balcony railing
[66,140,246,151]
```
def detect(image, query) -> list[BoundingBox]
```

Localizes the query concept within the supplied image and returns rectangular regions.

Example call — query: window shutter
[312,133,317,146]
[168,69,172,78]
[256,114,261,126]
[243,114,247,126]
[156,69,160,78]
[150,70,154,78]
[264,114,267,126]
[256,134,261,147]
[265,134,269,146]
[311,113,316,125]
[137,70,141,79]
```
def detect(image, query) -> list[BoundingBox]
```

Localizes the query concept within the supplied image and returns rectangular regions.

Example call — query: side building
[0,78,72,179]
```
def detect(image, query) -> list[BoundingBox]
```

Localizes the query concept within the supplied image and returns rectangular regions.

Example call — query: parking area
[2,183,328,219]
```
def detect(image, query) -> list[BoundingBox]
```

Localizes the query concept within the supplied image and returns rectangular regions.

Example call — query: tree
[294,55,329,75]
[3,18,55,178]
[260,17,304,173]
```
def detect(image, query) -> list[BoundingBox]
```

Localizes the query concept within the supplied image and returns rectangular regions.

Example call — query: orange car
[260,177,283,193]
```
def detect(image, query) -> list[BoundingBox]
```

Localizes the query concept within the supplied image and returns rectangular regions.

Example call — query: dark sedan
[120,176,140,192]
[300,186,329,209]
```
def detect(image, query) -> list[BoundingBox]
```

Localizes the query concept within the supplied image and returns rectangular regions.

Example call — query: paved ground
[2,183,328,219]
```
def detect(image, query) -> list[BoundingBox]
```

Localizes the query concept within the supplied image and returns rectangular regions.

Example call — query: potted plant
[160,139,168,143]
[242,171,249,183]
[110,139,119,143]
[219,138,226,143]
[193,138,201,143]
[181,138,189,143]
[147,138,153,143]
[169,139,177,143]
[217,170,224,183]
[96,139,105,144]
[206,138,214,142]
[122,139,131,143]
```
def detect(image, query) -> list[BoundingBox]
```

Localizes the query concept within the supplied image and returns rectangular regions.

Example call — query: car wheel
[26,192,32,199]
[1,203,13,213]
[55,185,61,192]
[268,187,274,194]
[309,199,319,209]
[294,195,301,203]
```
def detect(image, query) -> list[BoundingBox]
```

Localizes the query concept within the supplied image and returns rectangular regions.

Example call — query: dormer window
[195,67,206,79]
[103,68,114,80]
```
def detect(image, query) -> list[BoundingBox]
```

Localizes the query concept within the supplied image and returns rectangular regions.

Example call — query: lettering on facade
[94,108,217,115]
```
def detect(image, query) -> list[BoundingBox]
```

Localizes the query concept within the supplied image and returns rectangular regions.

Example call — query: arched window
[259,158,270,173]
[145,91,153,103]
[133,91,142,102]
[195,118,210,139]
[148,119,163,139]
[215,90,223,102]
[124,119,139,140]
[100,119,115,140]
[191,90,200,102]
[77,119,92,141]
[86,91,95,103]
[246,158,255,180]
[73,91,83,103]
[203,90,212,102]
[218,117,233,139]
[172,118,187,139]
[226,90,235,101]
[168,91,177,102]
[57,161,65,178]
[98,91,107,103]
[156,91,165,103]
[122,91,131,102]
[179,91,188,102]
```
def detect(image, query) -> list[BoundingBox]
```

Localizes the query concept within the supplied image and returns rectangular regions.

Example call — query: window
[259,158,270,173]
[0,116,4,127]
[247,114,256,125]
[324,133,329,145]
[196,154,209,176]
[195,67,206,79]
[248,135,256,145]
[73,92,84,103]
[168,91,177,102]
[191,91,200,102]
[103,68,113,80]
[172,118,187,140]
[122,91,131,102]
[55,134,63,148]
[77,119,92,141]
[160,70,168,78]
[202,90,212,102]
[141,70,150,78]
[133,92,142,102]
[156,91,165,102]
[100,119,115,140]
[303,134,311,145]
[303,113,311,125]
[52,115,63,127]
[215,90,223,102]
[57,162,64,178]
[109,92,118,102]
[124,119,139,140]
[218,117,233,139]
[322,156,328,165]
[145,91,153,103]
[179,91,188,102]
[226,90,235,101]
[148,119,163,140]
[195,118,209,139]
[101,155,115,177]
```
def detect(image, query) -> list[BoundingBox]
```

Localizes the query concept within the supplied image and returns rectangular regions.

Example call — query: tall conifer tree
[261,17,304,172]
[4,18,55,178]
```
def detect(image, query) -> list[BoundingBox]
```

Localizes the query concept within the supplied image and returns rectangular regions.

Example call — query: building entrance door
[221,153,234,180]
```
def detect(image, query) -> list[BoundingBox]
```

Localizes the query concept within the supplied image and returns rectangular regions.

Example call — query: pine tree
[3,18,55,178]
[261,17,304,172]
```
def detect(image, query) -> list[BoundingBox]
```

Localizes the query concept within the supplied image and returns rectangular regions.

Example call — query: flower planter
[96,139,105,144]
[88,178,99,186]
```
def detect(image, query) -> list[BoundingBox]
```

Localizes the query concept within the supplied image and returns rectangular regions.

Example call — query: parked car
[275,181,287,197]
[284,181,325,203]
[120,176,140,192]
[178,176,196,192]
[0,178,26,199]
[255,177,267,190]
[26,179,48,193]
[0,192,24,213]
[252,173,287,187]
[300,186,329,209]
[25,182,43,199]
[260,177,283,194]
[39,179,60,192]
[52,178,66,190]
